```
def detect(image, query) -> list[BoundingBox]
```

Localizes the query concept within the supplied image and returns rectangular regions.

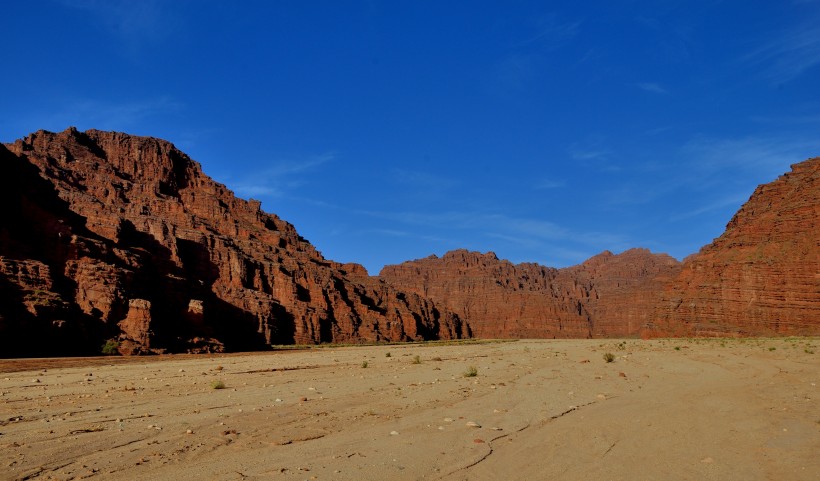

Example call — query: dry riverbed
[1,339,818,481]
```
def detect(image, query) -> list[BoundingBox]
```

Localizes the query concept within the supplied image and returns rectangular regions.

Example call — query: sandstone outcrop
[646,157,820,337]
[555,249,682,337]
[0,128,466,356]
[2,128,816,355]
[379,248,681,338]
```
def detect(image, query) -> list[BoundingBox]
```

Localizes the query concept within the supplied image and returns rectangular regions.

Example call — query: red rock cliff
[646,157,820,337]
[379,248,680,338]
[0,128,466,356]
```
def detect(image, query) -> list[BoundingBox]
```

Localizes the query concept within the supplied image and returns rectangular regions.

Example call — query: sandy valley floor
[1,339,817,481]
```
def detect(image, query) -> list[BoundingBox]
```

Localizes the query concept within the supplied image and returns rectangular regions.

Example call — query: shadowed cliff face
[0,128,466,356]
[378,248,682,339]
[646,157,820,337]
[1,128,817,356]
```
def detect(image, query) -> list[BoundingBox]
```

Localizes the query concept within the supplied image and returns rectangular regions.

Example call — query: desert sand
[1,339,817,481]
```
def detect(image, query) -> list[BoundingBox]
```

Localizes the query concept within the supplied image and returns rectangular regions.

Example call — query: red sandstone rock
[379,248,680,338]
[645,157,820,337]
[557,249,682,337]
[0,128,466,356]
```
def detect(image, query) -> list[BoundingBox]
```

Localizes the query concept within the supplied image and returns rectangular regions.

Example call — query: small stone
[473,438,485,443]
[701,457,714,463]
[300,396,308,402]
[390,431,399,435]
[619,372,627,378]
[466,421,481,428]
[443,417,453,422]
[186,429,193,434]
[596,394,606,400]
[275,398,283,402]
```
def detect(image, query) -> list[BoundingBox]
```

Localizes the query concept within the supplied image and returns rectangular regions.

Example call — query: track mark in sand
[542,400,596,424]
[270,432,327,446]
[603,440,618,456]
[439,400,601,479]
[235,365,319,374]
[16,460,74,481]
[438,422,532,478]
[68,426,105,434]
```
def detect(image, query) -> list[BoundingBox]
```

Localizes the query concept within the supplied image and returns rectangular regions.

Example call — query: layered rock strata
[379,248,681,338]
[0,128,466,356]
[647,157,820,337]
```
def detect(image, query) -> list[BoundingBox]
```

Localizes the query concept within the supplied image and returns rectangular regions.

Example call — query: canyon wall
[1,128,816,356]
[646,157,820,337]
[0,128,466,356]
[379,248,682,338]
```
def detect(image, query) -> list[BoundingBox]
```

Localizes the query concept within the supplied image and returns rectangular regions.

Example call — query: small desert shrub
[361,361,369,368]
[768,347,776,351]
[674,346,681,351]
[603,352,615,363]
[432,356,443,361]
[210,380,226,390]
[101,339,120,355]
[411,355,422,364]
[385,352,391,358]
[805,348,815,354]
[464,366,478,377]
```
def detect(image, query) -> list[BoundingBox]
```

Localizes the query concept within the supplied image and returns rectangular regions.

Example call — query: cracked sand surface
[1,339,817,480]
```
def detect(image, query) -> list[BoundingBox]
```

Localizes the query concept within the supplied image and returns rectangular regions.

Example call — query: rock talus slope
[0,128,466,356]
[646,157,820,337]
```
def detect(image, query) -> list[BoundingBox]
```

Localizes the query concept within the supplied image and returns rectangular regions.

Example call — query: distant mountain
[379,248,681,338]
[0,128,466,356]
[380,157,819,338]
[1,128,817,357]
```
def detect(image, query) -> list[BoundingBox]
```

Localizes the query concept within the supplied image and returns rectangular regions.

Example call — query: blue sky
[3,1,820,274]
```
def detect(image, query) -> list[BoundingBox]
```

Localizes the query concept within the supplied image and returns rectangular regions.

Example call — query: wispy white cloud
[636,82,669,94]
[669,194,751,222]
[682,135,820,175]
[534,178,565,190]
[494,14,580,92]
[5,97,184,140]
[392,169,457,190]
[741,23,820,83]
[359,208,626,250]
[519,15,581,47]
[750,113,820,125]
[568,146,611,161]
[57,0,176,46]
[230,153,335,199]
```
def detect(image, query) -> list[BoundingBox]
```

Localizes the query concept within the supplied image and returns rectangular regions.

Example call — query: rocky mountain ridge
[0,128,466,356]
[380,157,819,338]
[378,248,683,338]
[1,128,817,356]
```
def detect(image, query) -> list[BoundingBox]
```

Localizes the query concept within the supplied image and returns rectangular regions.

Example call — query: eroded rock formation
[380,158,819,339]
[379,248,681,338]
[0,128,466,356]
[1,128,816,355]
[646,157,820,337]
